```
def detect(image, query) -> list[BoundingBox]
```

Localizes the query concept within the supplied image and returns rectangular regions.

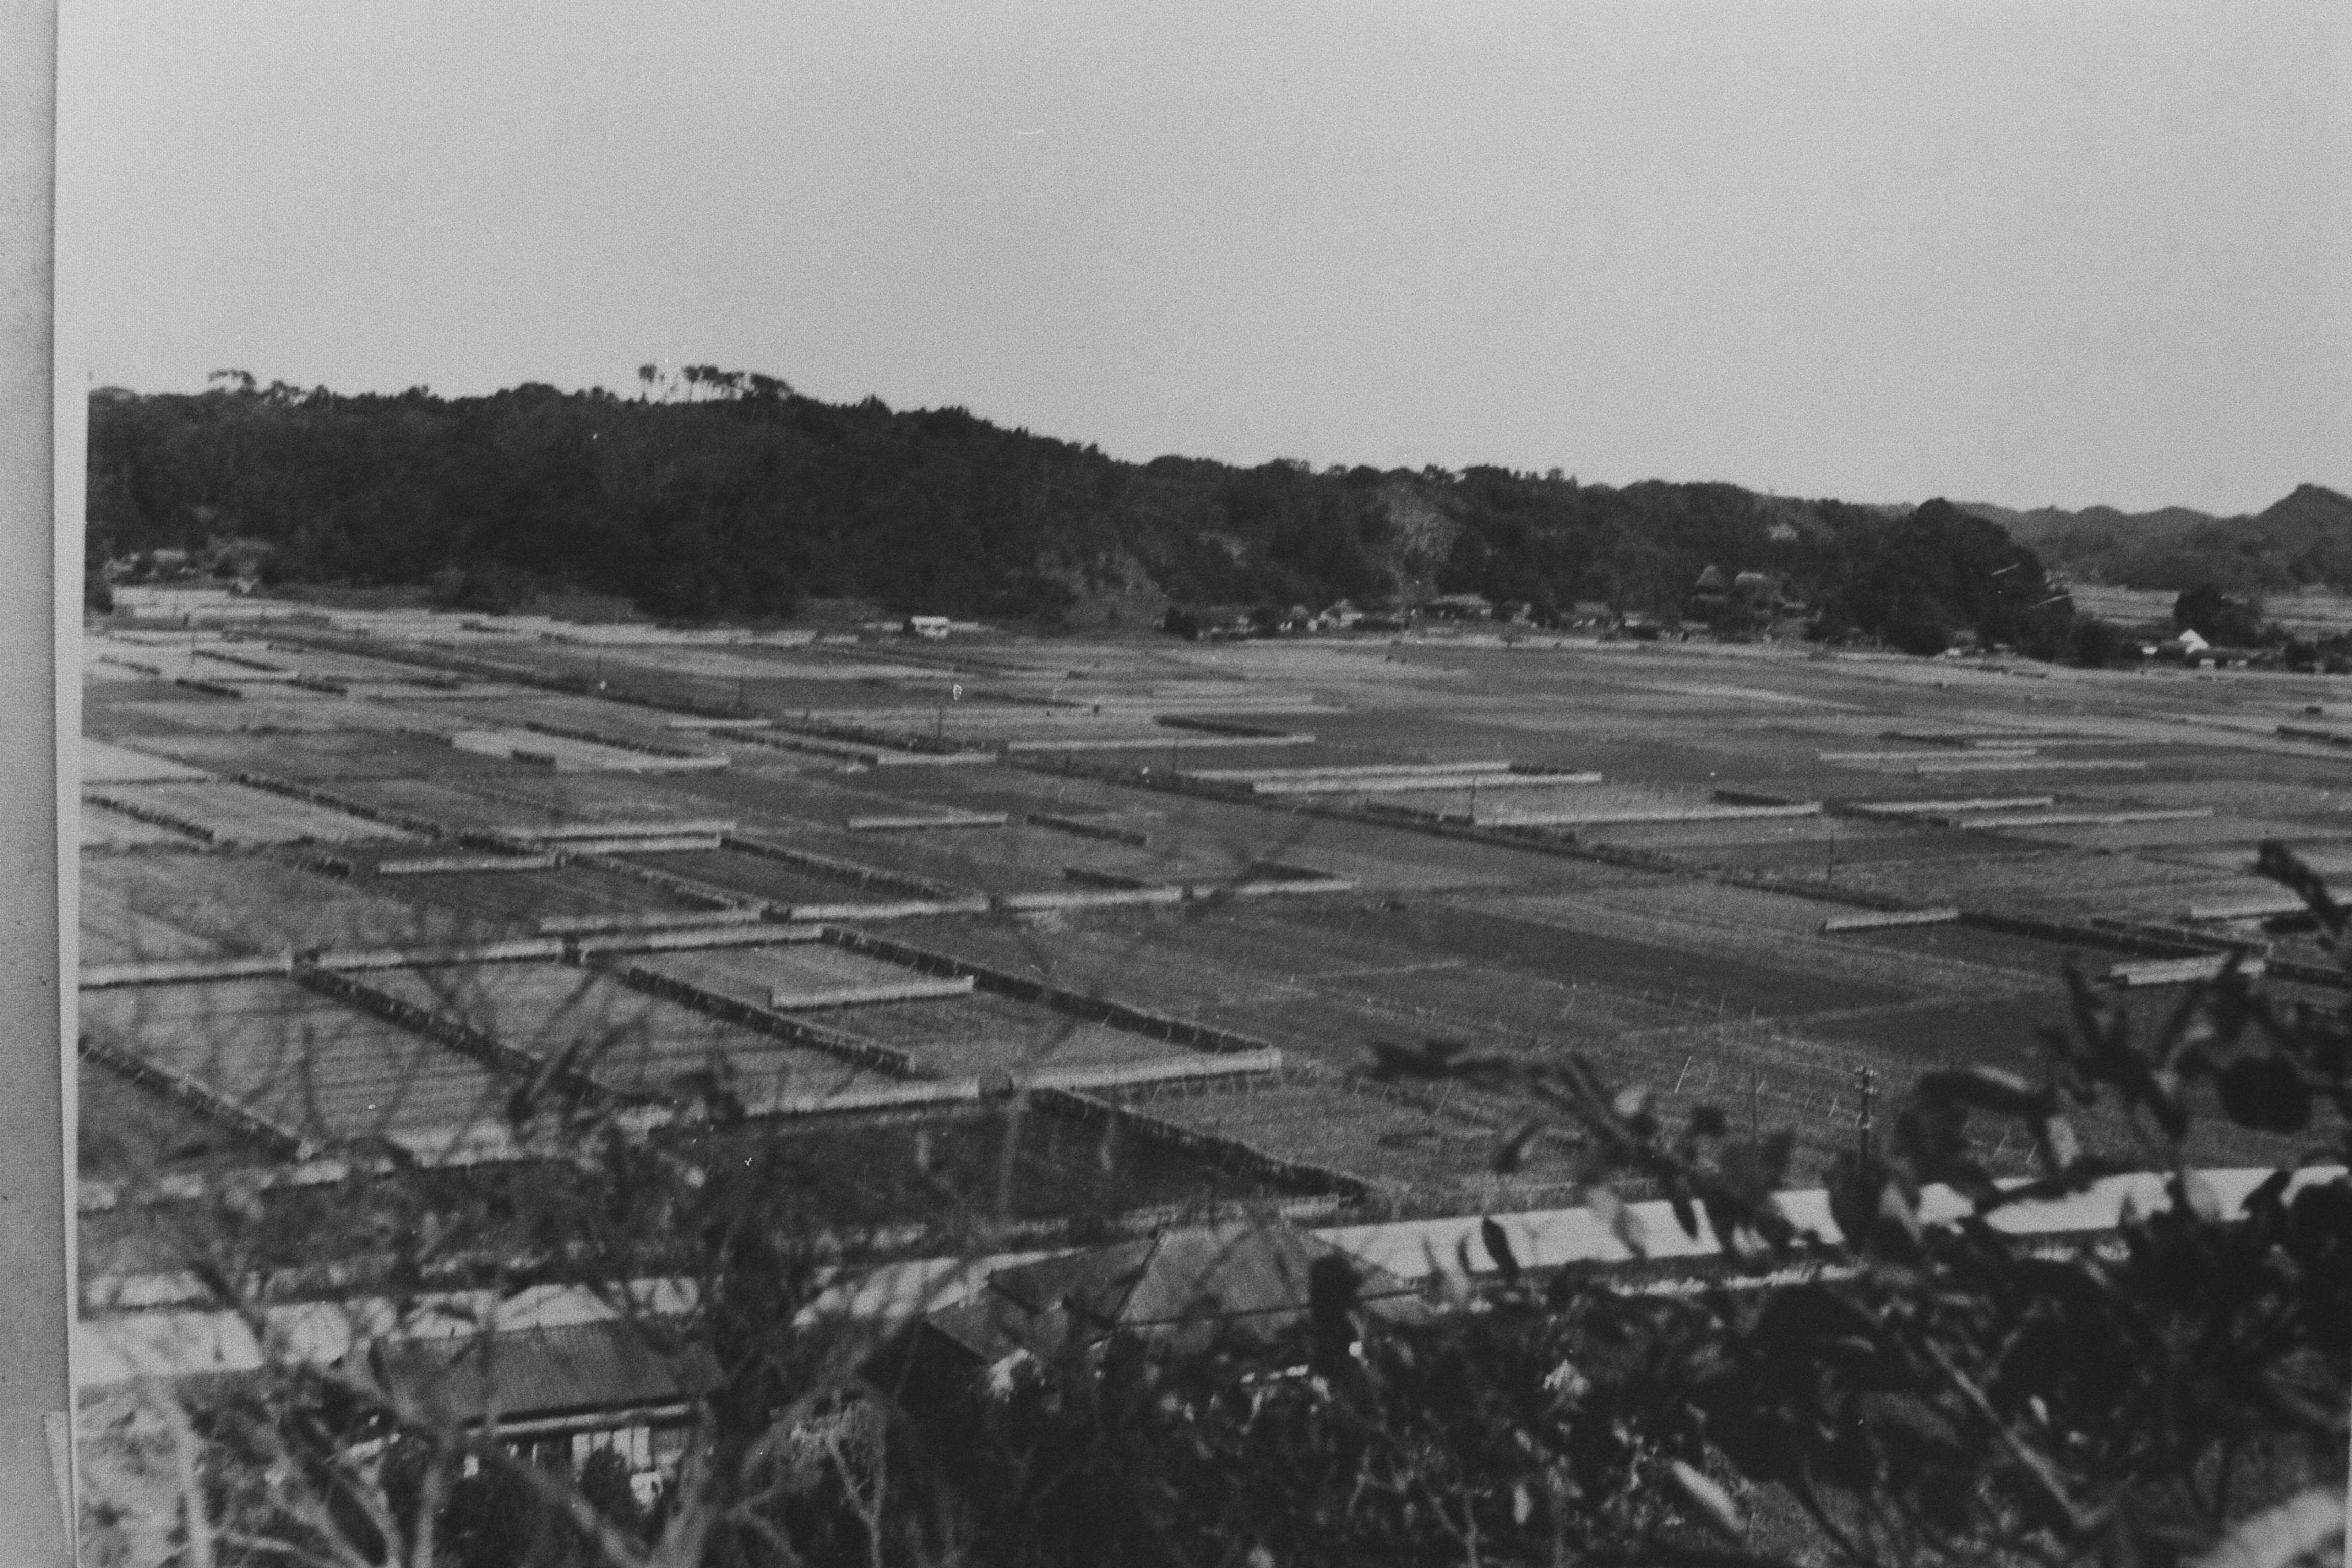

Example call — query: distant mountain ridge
[1959,485,2352,596]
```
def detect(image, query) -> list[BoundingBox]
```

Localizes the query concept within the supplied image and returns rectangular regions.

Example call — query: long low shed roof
[76,1165,2339,1393]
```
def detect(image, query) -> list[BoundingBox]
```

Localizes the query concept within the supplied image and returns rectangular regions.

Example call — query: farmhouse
[1691,564,1790,624]
[371,1320,718,1502]
[2153,628,2211,662]
[904,1219,1425,1380]
[904,615,952,640]
[1418,592,1495,621]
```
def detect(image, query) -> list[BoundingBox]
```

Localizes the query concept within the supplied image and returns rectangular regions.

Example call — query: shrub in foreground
[84,846,2350,1567]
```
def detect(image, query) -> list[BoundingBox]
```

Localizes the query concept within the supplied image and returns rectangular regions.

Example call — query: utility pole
[1857,1066,1876,1156]
[937,680,961,745]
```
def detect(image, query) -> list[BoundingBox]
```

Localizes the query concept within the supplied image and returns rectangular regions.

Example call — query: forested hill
[88,378,2070,652]
[1962,485,2352,597]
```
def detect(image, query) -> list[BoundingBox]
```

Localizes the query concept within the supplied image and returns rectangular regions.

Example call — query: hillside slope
[89,379,2067,652]
[1962,485,2352,595]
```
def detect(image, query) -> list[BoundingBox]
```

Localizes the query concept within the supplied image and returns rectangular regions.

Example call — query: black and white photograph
[18,2,2351,1563]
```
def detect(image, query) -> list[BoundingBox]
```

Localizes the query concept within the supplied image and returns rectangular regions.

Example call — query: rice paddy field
[80,978,510,1147]
[767,819,1261,894]
[871,895,2281,1191]
[87,780,422,846]
[386,862,730,927]
[119,727,525,784]
[817,993,1183,1080]
[80,803,207,852]
[81,739,211,786]
[358,959,893,1103]
[78,1056,276,1182]
[1109,1075,1515,1197]
[623,847,928,910]
[631,939,936,1006]
[79,852,486,964]
[77,612,2347,1288]
[664,1101,1303,1224]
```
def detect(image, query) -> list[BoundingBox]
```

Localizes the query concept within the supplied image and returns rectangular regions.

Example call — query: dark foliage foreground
[88,845,2349,1567]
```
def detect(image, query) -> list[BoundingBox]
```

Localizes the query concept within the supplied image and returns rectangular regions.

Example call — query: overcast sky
[57,1,2351,514]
